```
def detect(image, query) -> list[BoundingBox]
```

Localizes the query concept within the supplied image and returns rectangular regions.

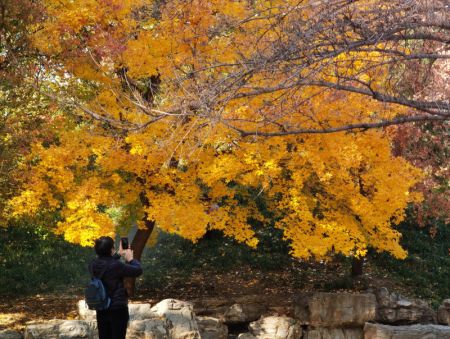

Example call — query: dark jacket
[89,254,143,310]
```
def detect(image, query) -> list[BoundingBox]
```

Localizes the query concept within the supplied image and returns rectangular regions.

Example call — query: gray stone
[247,316,301,339]
[58,320,91,338]
[0,330,23,339]
[85,321,98,339]
[196,316,227,339]
[375,288,436,324]
[150,299,200,339]
[77,300,154,321]
[192,298,231,318]
[238,334,256,339]
[438,299,450,325]
[396,300,412,307]
[223,303,266,325]
[364,322,450,339]
[24,320,96,339]
[294,292,376,327]
[304,327,362,339]
[128,303,156,321]
[24,321,60,339]
[192,294,291,319]
[77,301,96,321]
[127,319,170,339]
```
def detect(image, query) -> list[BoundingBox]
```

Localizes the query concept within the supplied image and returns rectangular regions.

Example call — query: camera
[121,237,129,250]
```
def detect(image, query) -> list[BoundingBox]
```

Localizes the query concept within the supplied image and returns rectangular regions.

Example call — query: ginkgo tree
[6,0,448,284]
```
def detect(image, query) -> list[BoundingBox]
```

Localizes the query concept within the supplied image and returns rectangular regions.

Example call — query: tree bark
[124,218,155,298]
[351,257,364,277]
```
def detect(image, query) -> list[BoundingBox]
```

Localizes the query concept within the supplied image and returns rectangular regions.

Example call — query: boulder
[192,294,291,319]
[0,330,23,339]
[364,322,450,339]
[150,299,200,339]
[294,292,376,327]
[303,327,362,339]
[77,301,96,321]
[24,320,96,339]
[77,300,155,321]
[223,303,266,325]
[58,320,92,339]
[192,298,231,318]
[127,319,170,339]
[238,334,256,339]
[196,316,227,339]
[438,299,450,325]
[247,316,302,339]
[375,288,436,324]
[24,321,60,339]
[128,303,156,321]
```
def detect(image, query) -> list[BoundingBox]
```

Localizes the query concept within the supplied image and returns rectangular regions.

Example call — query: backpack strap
[88,258,121,299]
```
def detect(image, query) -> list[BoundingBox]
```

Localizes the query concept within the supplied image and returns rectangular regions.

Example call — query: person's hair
[94,236,114,257]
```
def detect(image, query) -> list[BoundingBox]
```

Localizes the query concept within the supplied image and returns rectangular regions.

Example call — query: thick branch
[231,115,448,137]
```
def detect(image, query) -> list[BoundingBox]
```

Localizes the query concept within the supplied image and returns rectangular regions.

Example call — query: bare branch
[232,115,448,137]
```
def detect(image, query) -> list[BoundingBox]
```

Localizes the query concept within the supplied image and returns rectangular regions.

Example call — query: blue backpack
[85,261,112,310]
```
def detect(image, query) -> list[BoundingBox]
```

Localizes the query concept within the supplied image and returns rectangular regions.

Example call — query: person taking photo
[89,236,143,339]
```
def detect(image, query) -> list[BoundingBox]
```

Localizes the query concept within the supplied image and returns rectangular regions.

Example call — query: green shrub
[141,226,292,289]
[1,215,448,307]
[0,223,92,296]
[370,220,450,307]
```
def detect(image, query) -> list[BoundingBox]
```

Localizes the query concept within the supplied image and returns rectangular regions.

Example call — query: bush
[370,220,450,307]
[141,226,292,290]
[0,223,92,296]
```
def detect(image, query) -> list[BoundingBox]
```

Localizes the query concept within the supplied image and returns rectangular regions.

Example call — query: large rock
[129,303,157,321]
[24,320,96,339]
[364,322,450,339]
[127,319,170,339]
[196,316,227,339]
[192,294,291,319]
[77,301,96,321]
[438,299,450,325]
[294,292,376,327]
[223,303,266,325]
[375,288,436,324]
[192,298,231,318]
[0,330,23,339]
[303,327,362,339]
[24,321,60,339]
[150,299,200,339]
[77,300,155,321]
[58,320,93,339]
[247,316,302,339]
[238,334,256,339]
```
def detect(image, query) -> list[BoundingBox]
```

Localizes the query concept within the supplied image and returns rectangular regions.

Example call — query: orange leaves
[123,31,164,78]
[8,0,431,261]
[7,108,424,259]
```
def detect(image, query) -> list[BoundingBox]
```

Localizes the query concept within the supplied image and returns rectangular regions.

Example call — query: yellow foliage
[9,0,426,260]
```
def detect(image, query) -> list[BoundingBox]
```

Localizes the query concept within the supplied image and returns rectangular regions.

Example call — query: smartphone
[121,237,129,250]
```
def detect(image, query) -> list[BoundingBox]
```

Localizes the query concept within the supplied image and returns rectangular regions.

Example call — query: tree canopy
[4,0,449,260]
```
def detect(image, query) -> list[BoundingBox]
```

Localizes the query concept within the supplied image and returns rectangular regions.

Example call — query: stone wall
[1,288,449,339]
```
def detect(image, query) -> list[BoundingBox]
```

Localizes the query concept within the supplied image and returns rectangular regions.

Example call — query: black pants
[97,307,129,339]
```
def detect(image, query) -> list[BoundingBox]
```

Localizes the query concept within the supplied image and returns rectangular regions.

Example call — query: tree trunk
[124,218,155,298]
[351,257,364,277]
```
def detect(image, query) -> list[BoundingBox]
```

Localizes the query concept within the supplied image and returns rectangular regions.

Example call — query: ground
[0,260,412,331]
